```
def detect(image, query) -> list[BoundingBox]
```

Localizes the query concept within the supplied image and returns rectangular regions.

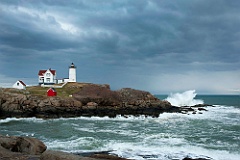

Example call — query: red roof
[47,88,57,96]
[47,88,56,92]
[38,69,56,76]
[18,80,26,86]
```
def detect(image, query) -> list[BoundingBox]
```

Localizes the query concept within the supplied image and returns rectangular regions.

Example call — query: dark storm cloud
[0,0,239,93]
[0,6,78,51]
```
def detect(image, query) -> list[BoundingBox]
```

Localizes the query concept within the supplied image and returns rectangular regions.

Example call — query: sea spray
[165,90,204,106]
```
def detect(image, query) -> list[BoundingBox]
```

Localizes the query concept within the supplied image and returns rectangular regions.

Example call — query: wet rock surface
[0,135,129,160]
[0,84,211,119]
[0,134,46,160]
[183,157,212,160]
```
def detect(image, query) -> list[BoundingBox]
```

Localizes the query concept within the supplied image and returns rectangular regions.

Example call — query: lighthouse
[69,62,76,82]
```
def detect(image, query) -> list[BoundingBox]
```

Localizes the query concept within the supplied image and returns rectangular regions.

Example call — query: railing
[40,82,68,88]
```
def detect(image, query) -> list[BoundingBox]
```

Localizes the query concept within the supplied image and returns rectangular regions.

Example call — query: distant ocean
[0,91,239,160]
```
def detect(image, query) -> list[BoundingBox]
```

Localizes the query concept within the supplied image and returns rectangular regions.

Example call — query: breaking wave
[165,90,204,106]
[0,117,46,124]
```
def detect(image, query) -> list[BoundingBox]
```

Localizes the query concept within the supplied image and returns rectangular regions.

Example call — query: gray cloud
[0,0,239,94]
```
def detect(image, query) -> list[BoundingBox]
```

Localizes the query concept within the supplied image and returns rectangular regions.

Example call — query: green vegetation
[26,82,90,98]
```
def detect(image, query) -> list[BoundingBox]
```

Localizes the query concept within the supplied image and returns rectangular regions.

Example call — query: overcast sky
[0,0,239,94]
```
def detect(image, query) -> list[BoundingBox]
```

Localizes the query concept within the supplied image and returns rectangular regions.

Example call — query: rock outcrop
[0,84,209,119]
[183,157,212,160]
[0,135,128,160]
[0,134,46,159]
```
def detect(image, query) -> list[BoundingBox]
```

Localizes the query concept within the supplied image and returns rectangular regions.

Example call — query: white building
[38,69,56,85]
[68,63,76,82]
[56,78,69,84]
[38,63,77,85]
[12,80,26,90]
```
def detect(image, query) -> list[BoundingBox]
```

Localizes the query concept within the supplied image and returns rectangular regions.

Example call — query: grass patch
[26,82,90,98]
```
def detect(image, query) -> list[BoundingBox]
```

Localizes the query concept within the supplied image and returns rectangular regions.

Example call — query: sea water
[0,91,239,160]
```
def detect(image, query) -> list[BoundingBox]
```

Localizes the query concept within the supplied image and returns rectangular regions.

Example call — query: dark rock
[87,102,98,107]
[90,154,128,160]
[191,104,213,107]
[41,150,129,160]
[198,107,208,111]
[0,135,46,155]
[73,84,120,106]
[117,88,159,102]
[76,151,128,160]
[40,150,87,160]
[0,134,46,160]
[181,107,195,112]
[183,157,212,160]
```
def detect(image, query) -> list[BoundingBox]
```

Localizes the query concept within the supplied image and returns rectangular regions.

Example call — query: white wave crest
[105,140,240,160]
[0,117,46,124]
[165,90,204,106]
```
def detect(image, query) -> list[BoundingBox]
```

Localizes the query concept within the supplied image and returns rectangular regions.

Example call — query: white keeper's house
[38,69,56,85]
[38,63,77,85]
[12,80,26,90]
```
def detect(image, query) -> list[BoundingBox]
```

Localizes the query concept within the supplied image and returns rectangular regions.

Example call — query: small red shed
[47,88,57,96]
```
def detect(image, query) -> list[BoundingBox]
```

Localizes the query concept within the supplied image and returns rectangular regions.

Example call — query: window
[46,73,51,77]
[39,77,44,82]
[46,78,50,82]
[17,82,19,86]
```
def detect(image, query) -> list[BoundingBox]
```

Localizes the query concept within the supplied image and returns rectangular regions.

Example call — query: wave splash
[165,90,204,106]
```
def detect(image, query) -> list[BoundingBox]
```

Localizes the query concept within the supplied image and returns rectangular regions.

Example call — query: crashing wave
[165,90,204,106]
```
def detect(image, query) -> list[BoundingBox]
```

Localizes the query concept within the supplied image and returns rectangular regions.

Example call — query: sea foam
[106,140,240,160]
[165,90,204,106]
[0,117,46,124]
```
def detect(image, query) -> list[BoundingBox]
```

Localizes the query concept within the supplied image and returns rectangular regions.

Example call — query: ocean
[0,90,239,160]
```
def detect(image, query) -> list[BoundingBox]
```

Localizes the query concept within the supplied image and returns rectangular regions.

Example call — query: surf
[165,90,204,106]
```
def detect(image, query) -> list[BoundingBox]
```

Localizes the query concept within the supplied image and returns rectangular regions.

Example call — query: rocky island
[0,82,208,119]
[0,83,212,160]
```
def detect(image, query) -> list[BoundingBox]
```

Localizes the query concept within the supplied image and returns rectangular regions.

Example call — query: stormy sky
[0,0,239,94]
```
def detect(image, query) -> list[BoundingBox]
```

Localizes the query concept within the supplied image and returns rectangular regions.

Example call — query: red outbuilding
[47,88,57,96]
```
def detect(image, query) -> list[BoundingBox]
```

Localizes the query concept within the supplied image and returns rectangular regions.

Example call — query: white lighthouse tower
[68,62,76,82]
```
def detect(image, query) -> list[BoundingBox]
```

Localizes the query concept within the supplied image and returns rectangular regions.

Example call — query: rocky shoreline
[0,84,213,160]
[0,134,128,160]
[0,83,211,119]
[0,135,212,160]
